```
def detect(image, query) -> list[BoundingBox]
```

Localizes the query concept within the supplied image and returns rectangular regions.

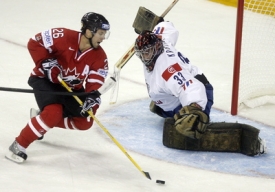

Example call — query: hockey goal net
[231,0,275,115]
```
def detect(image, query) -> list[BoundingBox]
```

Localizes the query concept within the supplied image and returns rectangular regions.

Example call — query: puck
[156,180,165,184]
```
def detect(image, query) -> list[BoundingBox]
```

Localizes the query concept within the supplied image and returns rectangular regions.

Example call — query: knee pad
[72,117,93,130]
[149,101,165,118]
[39,104,63,128]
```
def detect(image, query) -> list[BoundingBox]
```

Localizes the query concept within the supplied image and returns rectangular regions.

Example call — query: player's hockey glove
[173,103,209,139]
[80,91,101,117]
[42,58,62,83]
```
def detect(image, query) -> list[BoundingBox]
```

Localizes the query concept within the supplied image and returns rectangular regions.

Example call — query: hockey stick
[109,45,135,104]
[57,76,151,180]
[0,76,115,96]
[0,86,91,95]
[109,0,179,104]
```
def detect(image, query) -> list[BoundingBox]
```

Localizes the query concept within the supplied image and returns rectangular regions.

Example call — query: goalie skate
[258,137,266,155]
[5,141,27,163]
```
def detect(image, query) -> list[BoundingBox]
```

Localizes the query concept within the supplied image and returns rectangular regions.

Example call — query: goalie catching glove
[80,91,101,117]
[174,103,209,139]
[132,6,164,34]
[42,58,63,84]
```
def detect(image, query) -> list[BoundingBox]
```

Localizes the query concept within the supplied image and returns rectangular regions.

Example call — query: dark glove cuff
[194,73,209,85]
[88,90,101,97]
[190,103,202,110]
[158,17,164,24]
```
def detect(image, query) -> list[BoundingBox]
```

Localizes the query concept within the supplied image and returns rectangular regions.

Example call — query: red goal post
[231,0,275,115]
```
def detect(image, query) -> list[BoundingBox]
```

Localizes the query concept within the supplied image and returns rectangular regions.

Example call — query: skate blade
[5,150,25,164]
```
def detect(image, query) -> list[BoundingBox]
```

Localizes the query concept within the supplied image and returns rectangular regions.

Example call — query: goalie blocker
[163,118,266,156]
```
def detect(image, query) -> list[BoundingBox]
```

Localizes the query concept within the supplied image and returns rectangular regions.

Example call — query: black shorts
[28,76,86,117]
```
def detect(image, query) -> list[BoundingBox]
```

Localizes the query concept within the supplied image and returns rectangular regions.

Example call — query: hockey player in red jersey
[6,12,110,163]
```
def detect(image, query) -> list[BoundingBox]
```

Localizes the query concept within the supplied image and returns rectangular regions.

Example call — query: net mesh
[239,0,275,107]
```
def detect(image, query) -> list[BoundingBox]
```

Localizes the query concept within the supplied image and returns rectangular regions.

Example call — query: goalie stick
[109,0,179,104]
[109,44,135,104]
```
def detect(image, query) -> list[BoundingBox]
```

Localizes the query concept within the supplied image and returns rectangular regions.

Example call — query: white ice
[0,0,274,192]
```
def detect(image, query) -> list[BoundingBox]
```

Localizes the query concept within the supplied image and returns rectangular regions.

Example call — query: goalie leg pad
[163,118,188,150]
[163,119,242,152]
[201,123,242,152]
[132,7,162,34]
[240,124,260,156]
[163,120,261,156]
[163,118,210,150]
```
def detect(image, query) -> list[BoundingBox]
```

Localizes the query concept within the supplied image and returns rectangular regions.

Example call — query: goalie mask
[81,12,110,39]
[135,30,164,71]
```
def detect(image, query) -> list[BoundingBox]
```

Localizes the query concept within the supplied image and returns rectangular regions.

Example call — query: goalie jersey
[144,22,207,112]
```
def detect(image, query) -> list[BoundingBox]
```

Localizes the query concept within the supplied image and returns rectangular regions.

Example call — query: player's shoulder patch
[41,29,53,48]
[161,63,182,81]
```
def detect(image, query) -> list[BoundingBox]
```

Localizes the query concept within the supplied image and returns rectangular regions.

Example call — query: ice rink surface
[0,0,274,191]
[102,99,275,178]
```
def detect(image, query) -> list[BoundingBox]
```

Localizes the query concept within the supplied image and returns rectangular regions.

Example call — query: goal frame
[231,0,244,115]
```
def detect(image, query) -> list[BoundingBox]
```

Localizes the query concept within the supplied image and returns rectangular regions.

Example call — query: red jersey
[27,28,108,92]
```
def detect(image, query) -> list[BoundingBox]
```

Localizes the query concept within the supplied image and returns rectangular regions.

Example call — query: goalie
[133,7,266,156]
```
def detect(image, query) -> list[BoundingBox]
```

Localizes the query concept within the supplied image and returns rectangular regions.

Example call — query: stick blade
[143,171,151,180]
[98,76,116,95]
[109,71,120,104]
